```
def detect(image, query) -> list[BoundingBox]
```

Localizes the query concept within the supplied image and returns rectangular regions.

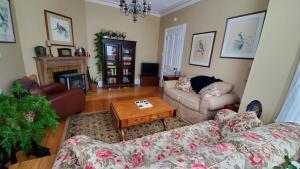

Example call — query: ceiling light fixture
[119,0,151,23]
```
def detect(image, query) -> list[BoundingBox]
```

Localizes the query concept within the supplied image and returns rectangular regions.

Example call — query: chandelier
[119,0,151,23]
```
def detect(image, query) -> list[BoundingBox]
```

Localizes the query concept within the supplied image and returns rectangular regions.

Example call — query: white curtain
[276,62,300,124]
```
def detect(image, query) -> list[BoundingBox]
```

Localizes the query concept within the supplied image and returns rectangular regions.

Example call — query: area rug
[61,111,188,144]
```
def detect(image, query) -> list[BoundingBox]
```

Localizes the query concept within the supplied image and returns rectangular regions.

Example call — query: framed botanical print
[221,11,266,59]
[0,0,15,43]
[44,10,74,46]
[189,31,216,67]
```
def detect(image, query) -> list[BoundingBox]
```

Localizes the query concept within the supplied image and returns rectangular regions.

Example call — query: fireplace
[34,57,89,90]
[53,69,78,83]
[59,73,86,92]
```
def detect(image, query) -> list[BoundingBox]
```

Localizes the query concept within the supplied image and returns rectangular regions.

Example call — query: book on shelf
[123,69,131,75]
[123,61,131,66]
[108,78,117,84]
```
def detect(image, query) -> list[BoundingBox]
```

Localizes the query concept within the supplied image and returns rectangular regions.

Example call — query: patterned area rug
[61,111,188,144]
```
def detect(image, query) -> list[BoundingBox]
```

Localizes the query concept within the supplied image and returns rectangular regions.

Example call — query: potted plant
[89,76,98,91]
[0,81,58,167]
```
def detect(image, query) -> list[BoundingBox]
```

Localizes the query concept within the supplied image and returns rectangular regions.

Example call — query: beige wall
[13,0,88,75]
[85,2,160,80]
[0,0,25,92]
[240,0,300,124]
[158,0,269,97]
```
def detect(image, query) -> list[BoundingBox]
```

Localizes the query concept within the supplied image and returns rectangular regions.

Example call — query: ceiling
[86,0,201,16]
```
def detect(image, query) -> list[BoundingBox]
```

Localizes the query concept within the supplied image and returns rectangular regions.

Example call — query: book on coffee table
[135,100,153,109]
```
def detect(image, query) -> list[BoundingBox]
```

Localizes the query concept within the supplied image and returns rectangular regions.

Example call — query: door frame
[160,24,187,86]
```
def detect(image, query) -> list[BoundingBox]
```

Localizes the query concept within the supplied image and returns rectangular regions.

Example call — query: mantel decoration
[189,31,216,67]
[0,0,16,43]
[94,30,127,78]
[44,10,74,46]
[220,11,266,59]
[119,0,151,23]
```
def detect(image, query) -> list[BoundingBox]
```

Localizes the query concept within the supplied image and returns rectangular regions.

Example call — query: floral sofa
[53,110,300,169]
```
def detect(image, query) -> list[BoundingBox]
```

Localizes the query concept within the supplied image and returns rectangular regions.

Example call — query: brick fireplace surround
[34,57,89,90]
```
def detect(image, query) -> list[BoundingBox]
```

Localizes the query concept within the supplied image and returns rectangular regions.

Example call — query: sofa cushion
[200,82,233,98]
[164,87,191,101]
[175,76,192,92]
[223,123,300,168]
[178,92,200,111]
[140,143,246,169]
[220,111,263,138]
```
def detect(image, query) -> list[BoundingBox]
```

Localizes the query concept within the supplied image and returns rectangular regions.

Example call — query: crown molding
[85,0,201,17]
[160,0,201,16]
[85,0,161,17]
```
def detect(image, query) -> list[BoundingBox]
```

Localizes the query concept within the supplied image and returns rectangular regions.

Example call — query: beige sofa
[163,80,240,124]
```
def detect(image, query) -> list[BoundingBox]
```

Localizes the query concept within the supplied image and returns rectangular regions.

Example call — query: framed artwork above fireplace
[44,10,74,46]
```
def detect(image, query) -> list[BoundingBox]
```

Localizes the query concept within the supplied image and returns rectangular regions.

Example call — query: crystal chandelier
[119,0,151,23]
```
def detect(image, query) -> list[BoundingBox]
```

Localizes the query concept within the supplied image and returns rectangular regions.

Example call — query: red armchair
[18,77,86,118]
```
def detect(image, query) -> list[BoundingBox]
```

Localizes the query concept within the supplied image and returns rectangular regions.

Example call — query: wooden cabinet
[102,38,136,88]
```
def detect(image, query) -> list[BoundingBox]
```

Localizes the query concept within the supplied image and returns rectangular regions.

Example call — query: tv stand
[140,75,159,86]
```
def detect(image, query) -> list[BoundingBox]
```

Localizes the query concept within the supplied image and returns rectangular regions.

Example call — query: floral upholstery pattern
[223,122,300,168]
[53,120,220,169]
[53,112,300,169]
[175,76,192,92]
[220,111,263,137]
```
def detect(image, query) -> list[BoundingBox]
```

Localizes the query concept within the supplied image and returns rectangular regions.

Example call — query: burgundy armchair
[18,77,85,118]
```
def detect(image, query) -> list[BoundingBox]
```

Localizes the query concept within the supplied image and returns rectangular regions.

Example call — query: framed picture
[0,0,15,43]
[44,10,74,46]
[220,11,266,59]
[189,31,216,67]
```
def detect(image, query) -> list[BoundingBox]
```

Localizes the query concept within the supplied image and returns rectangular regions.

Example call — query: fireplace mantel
[34,57,89,90]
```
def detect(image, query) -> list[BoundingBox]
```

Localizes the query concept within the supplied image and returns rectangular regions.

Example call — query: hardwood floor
[9,86,163,169]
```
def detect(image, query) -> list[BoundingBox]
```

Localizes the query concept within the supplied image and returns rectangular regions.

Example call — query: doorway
[160,24,187,86]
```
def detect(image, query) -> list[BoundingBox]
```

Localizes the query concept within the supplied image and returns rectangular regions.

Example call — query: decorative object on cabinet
[119,0,151,23]
[58,48,72,57]
[102,38,136,88]
[221,11,266,59]
[44,10,74,46]
[189,31,216,67]
[34,46,47,57]
[0,0,15,43]
[246,100,262,118]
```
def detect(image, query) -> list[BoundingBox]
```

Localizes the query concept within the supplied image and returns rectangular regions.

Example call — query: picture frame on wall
[44,10,74,46]
[189,31,216,67]
[0,0,16,43]
[220,11,266,59]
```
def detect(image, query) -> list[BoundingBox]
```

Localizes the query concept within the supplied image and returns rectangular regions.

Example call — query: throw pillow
[215,109,237,125]
[220,111,263,138]
[200,87,221,98]
[212,82,233,95]
[190,76,222,94]
[199,82,233,98]
[175,76,192,92]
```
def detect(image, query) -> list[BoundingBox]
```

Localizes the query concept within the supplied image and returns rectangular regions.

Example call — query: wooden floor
[9,86,163,169]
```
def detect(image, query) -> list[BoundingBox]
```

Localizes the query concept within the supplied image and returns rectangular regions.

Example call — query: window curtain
[276,62,300,124]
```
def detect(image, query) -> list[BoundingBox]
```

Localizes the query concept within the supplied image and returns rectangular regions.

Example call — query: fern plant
[0,81,58,163]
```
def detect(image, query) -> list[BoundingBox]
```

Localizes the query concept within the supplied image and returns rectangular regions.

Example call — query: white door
[160,24,186,86]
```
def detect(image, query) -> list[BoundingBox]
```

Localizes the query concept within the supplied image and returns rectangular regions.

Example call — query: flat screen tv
[141,63,159,76]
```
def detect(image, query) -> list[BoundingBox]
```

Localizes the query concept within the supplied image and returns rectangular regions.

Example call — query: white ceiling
[86,0,201,16]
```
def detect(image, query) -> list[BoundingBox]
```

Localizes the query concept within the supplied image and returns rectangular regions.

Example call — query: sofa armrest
[42,83,66,95]
[48,89,85,118]
[202,93,240,110]
[164,80,177,89]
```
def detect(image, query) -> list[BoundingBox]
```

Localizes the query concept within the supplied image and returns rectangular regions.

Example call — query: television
[141,63,159,76]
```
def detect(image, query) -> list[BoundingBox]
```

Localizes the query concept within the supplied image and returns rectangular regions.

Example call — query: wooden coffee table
[110,97,175,141]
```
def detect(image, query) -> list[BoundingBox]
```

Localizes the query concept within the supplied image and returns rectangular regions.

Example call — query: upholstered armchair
[18,77,85,118]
